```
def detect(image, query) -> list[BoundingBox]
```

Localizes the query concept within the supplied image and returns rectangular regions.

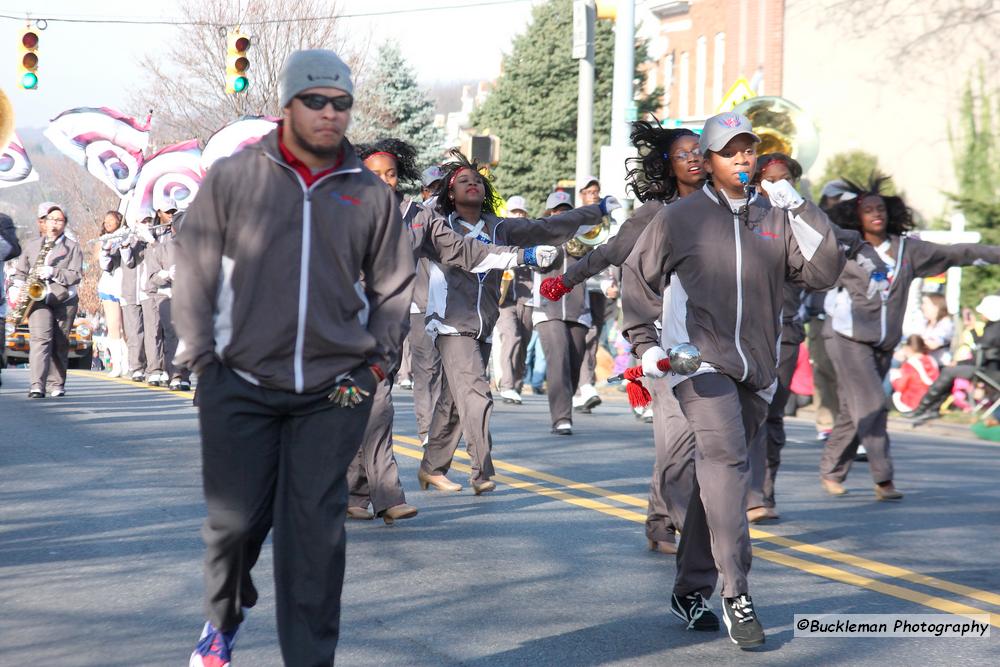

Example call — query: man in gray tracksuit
[177,50,415,666]
[622,111,845,647]
[144,215,190,390]
[419,157,613,493]
[495,195,535,405]
[120,215,165,384]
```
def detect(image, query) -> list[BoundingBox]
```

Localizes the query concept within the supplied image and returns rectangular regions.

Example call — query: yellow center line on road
[392,437,1000,626]
[68,371,1000,625]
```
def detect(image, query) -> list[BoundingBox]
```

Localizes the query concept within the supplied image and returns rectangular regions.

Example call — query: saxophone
[7,238,55,325]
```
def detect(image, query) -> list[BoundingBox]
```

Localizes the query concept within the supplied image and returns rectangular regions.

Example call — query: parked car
[4,317,94,369]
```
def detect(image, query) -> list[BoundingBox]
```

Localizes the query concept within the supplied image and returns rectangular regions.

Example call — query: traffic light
[225,30,250,94]
[596,0,617,20]
[18,26,39,90]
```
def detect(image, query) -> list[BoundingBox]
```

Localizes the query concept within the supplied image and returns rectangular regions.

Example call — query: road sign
[572,1,595,60]
[717,77,756,113]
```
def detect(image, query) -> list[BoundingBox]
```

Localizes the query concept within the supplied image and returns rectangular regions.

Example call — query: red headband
[448,166,476,188]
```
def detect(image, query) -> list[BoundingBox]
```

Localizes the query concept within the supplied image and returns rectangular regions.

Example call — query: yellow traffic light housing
[596,1,617,20]
[18,26,39,90]
[225,30,250,94]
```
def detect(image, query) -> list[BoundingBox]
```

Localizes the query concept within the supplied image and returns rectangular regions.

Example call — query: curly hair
[828,174,914,236]
[354,137,422,188]
[625,120,698,202]
[432,149,499,217]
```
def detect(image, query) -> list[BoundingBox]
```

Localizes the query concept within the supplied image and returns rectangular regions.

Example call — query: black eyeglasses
[295,93,354,112]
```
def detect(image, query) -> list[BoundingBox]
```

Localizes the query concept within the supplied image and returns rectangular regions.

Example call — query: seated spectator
[890,335,939,413]
[909,294,1000,424]
[918,293,953,364]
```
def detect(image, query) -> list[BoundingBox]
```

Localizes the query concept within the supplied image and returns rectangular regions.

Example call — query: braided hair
[355,138,422,189]
[433,149,499,217]
[828,174,914,236]
[625,120,698,202]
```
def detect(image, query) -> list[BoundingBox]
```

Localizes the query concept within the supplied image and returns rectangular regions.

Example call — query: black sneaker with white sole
[670,592,720,631]
[722,594,765,648]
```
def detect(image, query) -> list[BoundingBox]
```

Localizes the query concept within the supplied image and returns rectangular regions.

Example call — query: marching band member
[574,176,608,414]
[347,139,555,523]
[622,112,845,648]
[0,211,22,388]
[496,195,535,406]
[419,150,617,495]
[119,210,164,384]
[13,203,83,398]
[144,206,190,391]
[542,123,704,549]
[178,50,415,667]
[532,191,589,435]
[97,211,128,378]
[820,176,1000,500]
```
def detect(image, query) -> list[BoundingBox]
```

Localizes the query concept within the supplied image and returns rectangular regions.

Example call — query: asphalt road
[1,368,997,666]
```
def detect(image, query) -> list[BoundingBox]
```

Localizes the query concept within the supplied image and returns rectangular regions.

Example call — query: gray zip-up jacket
[622,184,845,395]
[120,237,154,306]
[145,236,175,299]
[532,249,592,326]
[13,235,83,305]
[826,233,1000,351]
[426,205,604,341]
[173,130,415,393]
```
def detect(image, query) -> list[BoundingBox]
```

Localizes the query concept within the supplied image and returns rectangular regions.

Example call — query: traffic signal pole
[572,0,595,208]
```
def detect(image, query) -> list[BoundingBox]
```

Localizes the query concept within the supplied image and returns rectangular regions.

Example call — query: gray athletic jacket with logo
[426,205,604,341]
[173,131,415,394]
[622,184,846,395]
[826,233,1000,351]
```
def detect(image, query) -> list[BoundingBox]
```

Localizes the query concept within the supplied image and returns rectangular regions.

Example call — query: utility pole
[598,0,635,212]
[573,0,595,207]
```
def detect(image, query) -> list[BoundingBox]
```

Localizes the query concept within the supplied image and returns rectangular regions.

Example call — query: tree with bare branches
[130,0,366,145]
[809,0,999,67]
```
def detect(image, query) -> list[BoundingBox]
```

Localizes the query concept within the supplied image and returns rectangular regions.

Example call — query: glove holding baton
[607,343,702,408]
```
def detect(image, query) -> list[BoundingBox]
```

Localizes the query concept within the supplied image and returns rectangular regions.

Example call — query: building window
[713,32,726,109]
[679,51,690,118]
[695,35,707,116]
[663,53,674,118]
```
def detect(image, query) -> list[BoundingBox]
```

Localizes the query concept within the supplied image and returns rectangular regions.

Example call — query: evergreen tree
[469,0,660,211]
[949,71,1000,306]
[352,43,445,172]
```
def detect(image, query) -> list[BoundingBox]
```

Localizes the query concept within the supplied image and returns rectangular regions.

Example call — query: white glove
[37,265,55,280]
[168,265,176,281]
[157,269,170,280]
[532,245,558,269]
[760,179,805,210]
[600,195,622,215]
[641,346,669,379]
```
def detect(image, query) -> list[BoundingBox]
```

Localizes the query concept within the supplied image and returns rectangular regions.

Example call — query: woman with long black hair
[419,149,615,494]
[541,121,704,552]
[347,139,556,522]
[820,176,1000,500]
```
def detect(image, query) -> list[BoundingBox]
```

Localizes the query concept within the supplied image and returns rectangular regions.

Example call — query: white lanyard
[451,214,491,244]
[875,239,896,281]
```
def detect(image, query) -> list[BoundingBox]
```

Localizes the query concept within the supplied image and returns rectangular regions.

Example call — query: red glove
[540,275,572,301]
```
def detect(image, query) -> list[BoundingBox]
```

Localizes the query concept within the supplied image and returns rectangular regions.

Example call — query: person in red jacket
[890,335,939,412]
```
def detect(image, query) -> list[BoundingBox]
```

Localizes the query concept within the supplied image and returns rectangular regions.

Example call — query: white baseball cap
[506,195,528,213]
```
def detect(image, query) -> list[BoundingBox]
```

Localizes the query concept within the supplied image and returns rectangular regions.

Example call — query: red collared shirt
[277,125,343,188]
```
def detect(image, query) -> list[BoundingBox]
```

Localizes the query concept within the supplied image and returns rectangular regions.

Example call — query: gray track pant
[28,301,76,393]
[645,377,696,542]
[497,302,532,393]
[673,373,767,599]
[409,312,442,441]
[820,325,894,484]
[195,361,375,665]
[123,303,145,374]
[748,340,800,509]
[347,379,407,515]
[808,319,839,430]
[536,319,588,426]
[420,335,495,483]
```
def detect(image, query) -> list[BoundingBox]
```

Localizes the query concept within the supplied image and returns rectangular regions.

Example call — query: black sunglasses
[295,93,354,112]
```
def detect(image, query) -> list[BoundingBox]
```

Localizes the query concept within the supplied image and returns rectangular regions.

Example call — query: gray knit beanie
[278,49,354,108]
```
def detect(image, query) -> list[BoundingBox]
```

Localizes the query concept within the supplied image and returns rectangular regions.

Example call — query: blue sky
[0,0,540,128]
